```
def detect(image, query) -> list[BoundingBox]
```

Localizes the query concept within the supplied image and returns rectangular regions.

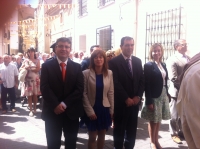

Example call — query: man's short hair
[90,45,100,53]
[174,39,186,50]
[55,37,71,47]
[50,43,56,52]
[120,36,134,46]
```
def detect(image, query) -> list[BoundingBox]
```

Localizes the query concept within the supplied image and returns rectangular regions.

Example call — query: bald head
[3,54,10,65]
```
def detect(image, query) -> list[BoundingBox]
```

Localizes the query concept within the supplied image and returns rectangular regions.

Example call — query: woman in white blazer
[81,49,114,149]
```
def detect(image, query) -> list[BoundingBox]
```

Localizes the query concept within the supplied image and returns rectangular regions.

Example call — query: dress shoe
[29,111,34,117]
[178,132,185,139]
[172,135,182,144]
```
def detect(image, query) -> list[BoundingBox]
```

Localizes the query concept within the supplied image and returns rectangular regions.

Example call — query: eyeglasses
[56,45,71,49]
[107,55,114,58]
[179,43,187,47]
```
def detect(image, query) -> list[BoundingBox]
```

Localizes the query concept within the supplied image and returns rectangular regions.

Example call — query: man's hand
[125,98,134,107]
[0,80,3,84]
[147,104,154,111]
[54,104,65,115]
[89,114,97,120]
[15,83,18,89]
[168,94,171,103]
[132,96,140,105]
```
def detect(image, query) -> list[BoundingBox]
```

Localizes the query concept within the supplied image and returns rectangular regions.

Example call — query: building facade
[1,0,198,63]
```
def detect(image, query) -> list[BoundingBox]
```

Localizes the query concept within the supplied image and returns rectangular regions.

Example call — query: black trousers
[113,106,139,149]
[45,113,79,149]
[1,85,16,111]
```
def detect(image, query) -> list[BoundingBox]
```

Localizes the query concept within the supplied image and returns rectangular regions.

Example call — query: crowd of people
[0,36,199,149]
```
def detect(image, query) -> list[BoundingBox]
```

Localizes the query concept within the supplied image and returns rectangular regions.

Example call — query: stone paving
[0,100,188,149]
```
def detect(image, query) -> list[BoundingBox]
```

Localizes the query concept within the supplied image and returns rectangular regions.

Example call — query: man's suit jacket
[40,58,84,120]
[144,61,169,105]
[82,69,114,117]
[109,54,144,110]
[166,52,190,98]
[81,58,90,71]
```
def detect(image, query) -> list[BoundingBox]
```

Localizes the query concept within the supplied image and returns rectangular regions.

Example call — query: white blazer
[82,69,114,117]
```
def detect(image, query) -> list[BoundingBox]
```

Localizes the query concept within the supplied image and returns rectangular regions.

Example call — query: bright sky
[19,0,39,8]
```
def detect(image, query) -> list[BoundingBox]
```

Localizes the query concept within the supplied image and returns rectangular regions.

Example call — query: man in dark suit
[40,37,84,149]
[109,36,144,149]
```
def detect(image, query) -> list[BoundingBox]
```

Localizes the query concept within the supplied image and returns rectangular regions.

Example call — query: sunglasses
[107,54,115,57]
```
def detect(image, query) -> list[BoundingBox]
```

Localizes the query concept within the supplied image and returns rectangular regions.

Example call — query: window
[79,35,86,52]
[145,6,184,63]
[96,25,112,51]
[97,0,115,7]
[78,0,87,16]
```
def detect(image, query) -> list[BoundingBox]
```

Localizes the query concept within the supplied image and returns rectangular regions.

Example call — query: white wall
[41,0,200,60]
[74,0,136,53]
[9,9,19,52]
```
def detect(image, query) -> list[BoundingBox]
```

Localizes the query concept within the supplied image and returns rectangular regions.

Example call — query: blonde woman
[81,49,114,149]
[141,43,171,149]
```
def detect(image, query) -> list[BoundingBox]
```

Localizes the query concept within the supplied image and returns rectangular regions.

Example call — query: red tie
[60,62,66,81]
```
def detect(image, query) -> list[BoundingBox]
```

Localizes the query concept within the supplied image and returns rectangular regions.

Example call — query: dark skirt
[80,100,112,131]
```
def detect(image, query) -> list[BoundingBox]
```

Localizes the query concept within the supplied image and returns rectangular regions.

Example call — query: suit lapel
[152,62,160,72]
[131,56,136,78]
[52,58,63,83]
[152,62,168,85]
[89,69,96,81]
[65,59,73,85]
[119,54,132,79]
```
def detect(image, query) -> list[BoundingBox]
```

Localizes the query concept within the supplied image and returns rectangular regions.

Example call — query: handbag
[18,68,27,82]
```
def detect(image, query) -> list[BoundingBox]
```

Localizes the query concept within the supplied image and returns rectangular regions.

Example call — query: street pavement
[0,100,188,149]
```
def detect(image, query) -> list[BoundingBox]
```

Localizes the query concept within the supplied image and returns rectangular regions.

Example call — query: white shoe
[29,111,34,117]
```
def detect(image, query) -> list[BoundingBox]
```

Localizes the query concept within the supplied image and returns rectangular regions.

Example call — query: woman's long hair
[149,43,164,62]
[27,47,37,59]
[89,50,108,76]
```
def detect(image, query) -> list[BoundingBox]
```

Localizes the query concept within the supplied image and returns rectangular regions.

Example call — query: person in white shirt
[0,55,3,110]
[0,55,19,114]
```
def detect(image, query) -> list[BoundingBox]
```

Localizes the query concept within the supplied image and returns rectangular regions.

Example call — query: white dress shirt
[122,53,133,73]
[155,61,166,85]
[56,57,68,109]
[0,63,19,88]
[176,51,189,63]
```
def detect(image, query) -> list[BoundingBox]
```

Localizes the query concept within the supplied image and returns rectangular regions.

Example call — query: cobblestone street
[0,100,188,149]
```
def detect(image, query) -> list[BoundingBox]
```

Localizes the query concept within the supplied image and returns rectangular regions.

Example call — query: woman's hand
[147,104,154,111]
[168,94,171,103]
[25,65,30,70]
[89,114,97,120]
